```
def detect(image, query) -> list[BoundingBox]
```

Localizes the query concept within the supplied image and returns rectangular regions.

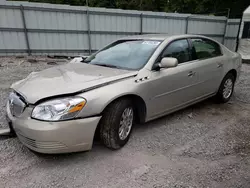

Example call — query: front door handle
[188,71,196,77]
[217,63,223,68]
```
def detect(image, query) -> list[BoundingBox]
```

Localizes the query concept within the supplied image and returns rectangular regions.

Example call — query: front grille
[17,133,67,150]
[8,92,26,117]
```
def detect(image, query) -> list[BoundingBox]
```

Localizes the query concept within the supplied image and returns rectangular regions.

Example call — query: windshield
[84,40,162,70]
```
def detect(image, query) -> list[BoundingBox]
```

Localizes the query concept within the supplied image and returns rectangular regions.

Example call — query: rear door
[188,38,224,97]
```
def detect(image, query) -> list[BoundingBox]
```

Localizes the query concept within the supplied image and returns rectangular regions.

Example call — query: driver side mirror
[81,55,89,61]
[153,57,178,71]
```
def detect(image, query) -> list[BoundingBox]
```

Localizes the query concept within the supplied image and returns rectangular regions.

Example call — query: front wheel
[215,73,235,103]
[99,99,134,150]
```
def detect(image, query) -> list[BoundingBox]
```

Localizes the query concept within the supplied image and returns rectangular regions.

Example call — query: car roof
[120,34,213,41]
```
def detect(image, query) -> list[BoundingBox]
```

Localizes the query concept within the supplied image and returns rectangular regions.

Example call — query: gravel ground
[0,57,250,188]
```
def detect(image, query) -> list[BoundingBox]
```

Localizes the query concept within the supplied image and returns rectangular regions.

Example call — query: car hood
[11,63,137,104]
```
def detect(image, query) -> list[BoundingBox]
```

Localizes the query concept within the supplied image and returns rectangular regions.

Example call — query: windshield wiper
[81,57,90,63]
[93,63,120,69]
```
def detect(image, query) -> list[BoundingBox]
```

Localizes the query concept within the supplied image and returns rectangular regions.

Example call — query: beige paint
[7,34,242,153]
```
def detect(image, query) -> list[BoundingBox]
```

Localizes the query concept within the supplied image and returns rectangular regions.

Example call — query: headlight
[32,97,86,121]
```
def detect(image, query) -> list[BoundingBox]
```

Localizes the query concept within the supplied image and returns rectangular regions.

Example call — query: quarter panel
[220,46,242,82]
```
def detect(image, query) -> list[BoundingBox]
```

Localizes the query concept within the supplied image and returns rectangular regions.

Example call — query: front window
[161,39,191,64]
[84,40,162,70]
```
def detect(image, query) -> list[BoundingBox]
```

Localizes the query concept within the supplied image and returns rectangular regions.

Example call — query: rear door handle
[217,63,223,68]
[188,71,196,77]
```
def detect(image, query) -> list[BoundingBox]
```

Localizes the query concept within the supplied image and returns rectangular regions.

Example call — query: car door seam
[152,80,207,99]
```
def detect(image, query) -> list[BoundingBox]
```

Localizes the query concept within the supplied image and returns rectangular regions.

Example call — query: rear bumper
[6,102,101,154]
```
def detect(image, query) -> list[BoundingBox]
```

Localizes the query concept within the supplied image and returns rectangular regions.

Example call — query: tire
[216,73,235,103]
[99,99,134,150]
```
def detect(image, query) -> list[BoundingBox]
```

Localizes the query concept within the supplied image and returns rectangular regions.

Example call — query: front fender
[76,76,147,118]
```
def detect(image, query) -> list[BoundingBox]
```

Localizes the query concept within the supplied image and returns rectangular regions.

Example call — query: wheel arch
[93,94,147,141]
[101,94,147,124]
[217,69,237,93]
[227,69,237,81]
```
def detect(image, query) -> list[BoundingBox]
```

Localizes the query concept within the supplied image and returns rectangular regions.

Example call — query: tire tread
[216,73,235,103]
[100,99,132,149]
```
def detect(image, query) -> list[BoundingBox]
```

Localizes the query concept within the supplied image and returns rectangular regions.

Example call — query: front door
[147,39,199,119]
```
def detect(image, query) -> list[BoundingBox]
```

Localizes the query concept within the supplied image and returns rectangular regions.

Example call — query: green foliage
[11,0,249,18]
[165,0,249,18]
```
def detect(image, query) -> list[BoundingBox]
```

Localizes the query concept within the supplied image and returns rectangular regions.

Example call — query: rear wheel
[216,73,235,103]
[99,99,134,150]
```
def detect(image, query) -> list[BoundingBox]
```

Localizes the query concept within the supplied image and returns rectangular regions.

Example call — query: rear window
[191,38,222,60]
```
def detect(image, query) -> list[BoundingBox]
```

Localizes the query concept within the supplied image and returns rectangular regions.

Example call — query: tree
[12,0,249,18]
[165,0,249,18]
[115,0,166,11]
